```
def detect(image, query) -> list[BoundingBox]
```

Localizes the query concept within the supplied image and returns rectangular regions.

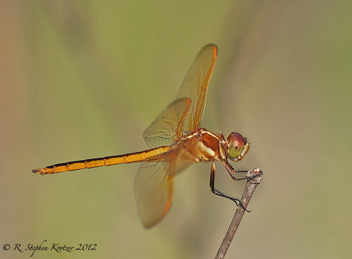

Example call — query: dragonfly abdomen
[32,146,170,175]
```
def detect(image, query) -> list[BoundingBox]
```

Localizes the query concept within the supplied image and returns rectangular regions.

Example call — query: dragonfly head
[226,132,250,162]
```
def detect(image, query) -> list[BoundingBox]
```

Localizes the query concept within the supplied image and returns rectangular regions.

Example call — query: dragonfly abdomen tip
[32,168,43,174]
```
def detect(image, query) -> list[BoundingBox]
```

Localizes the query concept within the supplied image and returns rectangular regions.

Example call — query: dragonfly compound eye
[227,132,247,161]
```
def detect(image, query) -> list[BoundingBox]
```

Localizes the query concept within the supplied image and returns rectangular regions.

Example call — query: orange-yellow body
[32,44,257,228]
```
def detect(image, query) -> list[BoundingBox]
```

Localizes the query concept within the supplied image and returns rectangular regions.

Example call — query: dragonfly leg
[222,161,250,181]
[209,162,250,212]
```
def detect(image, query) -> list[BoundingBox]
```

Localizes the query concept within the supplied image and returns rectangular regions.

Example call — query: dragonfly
[32,44,261,228]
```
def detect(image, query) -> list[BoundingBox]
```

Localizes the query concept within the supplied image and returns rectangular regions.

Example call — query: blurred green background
[1,1,352,258]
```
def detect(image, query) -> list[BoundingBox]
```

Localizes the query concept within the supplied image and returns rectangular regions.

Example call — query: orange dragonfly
[33,44,260,228]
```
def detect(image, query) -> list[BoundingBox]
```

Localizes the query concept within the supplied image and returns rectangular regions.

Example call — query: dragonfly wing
[134,161,175,228]
[176,44,218,133]
[143,98,191,148]
[134,137,200,227]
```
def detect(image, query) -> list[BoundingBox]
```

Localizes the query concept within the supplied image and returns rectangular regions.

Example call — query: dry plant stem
[214,168,263,259]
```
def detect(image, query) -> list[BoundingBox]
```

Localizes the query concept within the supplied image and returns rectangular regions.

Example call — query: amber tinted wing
[134,161,175,228]
[143,98,191,148]
[134,142,200,228]
[176,44,218,133]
